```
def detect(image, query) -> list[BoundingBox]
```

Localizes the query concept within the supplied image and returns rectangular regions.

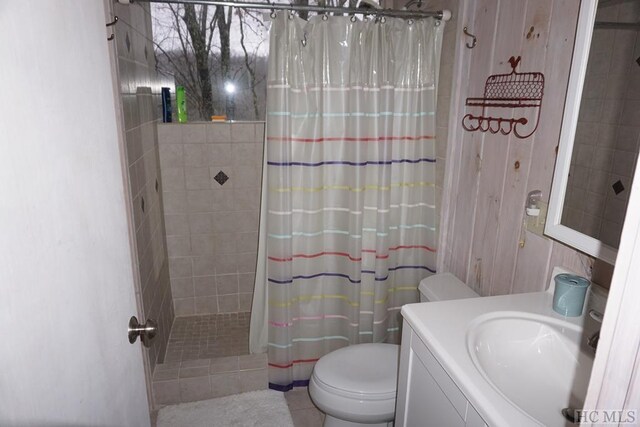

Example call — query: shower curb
[152,353,268,407]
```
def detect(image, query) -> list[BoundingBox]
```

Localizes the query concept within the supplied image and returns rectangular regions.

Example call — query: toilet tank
[418,273,479,302]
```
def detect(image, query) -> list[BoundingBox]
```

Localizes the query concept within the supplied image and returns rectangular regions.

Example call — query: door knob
[128,316,158,347]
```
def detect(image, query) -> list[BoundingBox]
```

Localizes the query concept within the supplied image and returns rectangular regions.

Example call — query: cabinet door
[404,352,466,427]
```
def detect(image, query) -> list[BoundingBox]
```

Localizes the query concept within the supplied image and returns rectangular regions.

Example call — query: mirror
[547,0,640,264]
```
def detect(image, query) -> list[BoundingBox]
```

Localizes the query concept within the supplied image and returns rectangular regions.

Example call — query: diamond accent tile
[125,32,131,53]
[214,171,229,186]
[613,179,625,195]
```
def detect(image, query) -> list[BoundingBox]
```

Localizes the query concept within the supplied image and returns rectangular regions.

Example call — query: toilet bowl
[310,343,398,427]
[308,273,479,426]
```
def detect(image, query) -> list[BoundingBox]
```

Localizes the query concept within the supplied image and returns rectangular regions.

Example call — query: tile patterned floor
[163,312,250,363]
[158,313,326,425]
[285,387,325,427]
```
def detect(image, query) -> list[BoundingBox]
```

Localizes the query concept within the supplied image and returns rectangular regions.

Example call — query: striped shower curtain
[252,12,444,391]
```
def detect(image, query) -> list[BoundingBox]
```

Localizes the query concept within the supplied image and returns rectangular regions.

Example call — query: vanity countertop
[401,291,591,427]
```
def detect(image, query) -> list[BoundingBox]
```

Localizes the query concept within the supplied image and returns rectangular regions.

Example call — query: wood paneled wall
[440,0,594,295]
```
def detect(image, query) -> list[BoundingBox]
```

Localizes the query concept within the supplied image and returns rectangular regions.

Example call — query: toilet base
[323,414,393,427]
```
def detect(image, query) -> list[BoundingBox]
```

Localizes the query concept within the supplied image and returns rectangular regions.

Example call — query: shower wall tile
[194,283,217,299]
[210,372,241,398]
[182,124,207,144]
[169,257,192,278]
[174,298,196,317]
[179,376,212,402]
[217,274,239,294]
[239,293,253,312]
[113,1,174,374]
[238,369,268,392]
[207,123,232,142]
[153,379,181,405]
[218,295,240,313]
[152,356,267,406]
[171,277,195,299]
[158,122,263,315]
[239,274,256,293]
[195,296,219,314]
[159,144,184,167]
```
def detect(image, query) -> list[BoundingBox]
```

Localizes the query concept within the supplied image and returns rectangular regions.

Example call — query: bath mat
[156,390,295,427]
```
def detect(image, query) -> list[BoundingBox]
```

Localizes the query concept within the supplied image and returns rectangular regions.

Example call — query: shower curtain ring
[322,13,328,20]
[301,32,308,47]
[380,15,386,23]
[407,18,414,25]
[350,14,357,22]
[269,2,277,19]
[288,10,295,19]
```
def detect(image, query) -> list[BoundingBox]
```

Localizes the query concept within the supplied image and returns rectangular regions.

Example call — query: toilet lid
[312,343,399,399]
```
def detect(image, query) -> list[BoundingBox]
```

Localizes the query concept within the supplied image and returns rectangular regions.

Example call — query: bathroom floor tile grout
[163,312,251,363]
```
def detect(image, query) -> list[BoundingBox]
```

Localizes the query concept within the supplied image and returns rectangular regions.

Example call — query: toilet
[308,273,479,427]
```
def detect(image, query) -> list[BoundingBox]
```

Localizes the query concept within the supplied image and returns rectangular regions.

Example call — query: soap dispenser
[526,190,542,216]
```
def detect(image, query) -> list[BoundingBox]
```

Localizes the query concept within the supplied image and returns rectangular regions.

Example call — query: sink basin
[467,312,594,426]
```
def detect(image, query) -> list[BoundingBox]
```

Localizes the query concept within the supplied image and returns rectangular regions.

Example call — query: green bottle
[176,86,187,123]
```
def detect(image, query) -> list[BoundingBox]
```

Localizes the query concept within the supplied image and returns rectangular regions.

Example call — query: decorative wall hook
[106,15,118,41]
[463,26,477,49]
[461,56,545,139]
[106,16,119,27]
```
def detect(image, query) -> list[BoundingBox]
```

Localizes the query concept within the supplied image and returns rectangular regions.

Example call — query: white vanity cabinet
[395,323,488,427]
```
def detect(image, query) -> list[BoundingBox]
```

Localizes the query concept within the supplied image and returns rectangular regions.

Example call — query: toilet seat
[309,343,399,424]
[312,343,399,399]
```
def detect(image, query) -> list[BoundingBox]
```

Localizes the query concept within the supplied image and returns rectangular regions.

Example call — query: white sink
[467,312,594,426]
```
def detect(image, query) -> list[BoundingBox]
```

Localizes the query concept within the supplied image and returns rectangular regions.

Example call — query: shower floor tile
[163,312,250,363]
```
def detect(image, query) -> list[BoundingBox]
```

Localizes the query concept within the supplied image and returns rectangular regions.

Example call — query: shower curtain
[250,12,444,391]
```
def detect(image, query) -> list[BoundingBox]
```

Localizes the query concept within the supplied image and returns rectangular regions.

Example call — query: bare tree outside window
[152,3,268,121]
[151,0,360,121]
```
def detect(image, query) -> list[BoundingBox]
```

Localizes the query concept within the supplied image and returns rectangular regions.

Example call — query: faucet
[586,309,603,352]
[587,330,600,352]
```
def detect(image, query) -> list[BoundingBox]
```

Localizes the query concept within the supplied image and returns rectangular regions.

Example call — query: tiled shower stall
[114,0,460,410]
[152,122,266,405]
[109,2,266,407]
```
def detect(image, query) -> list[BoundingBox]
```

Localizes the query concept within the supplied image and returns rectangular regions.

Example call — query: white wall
[0,2,149,425]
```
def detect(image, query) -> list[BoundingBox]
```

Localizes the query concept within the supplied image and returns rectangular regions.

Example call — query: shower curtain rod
[131,0,451,20]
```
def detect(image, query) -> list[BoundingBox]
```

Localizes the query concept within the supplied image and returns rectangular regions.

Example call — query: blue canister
[552,274,590,317]
[161,87,172,123]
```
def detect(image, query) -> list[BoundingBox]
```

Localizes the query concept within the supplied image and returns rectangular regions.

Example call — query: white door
[0,2,150,426]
